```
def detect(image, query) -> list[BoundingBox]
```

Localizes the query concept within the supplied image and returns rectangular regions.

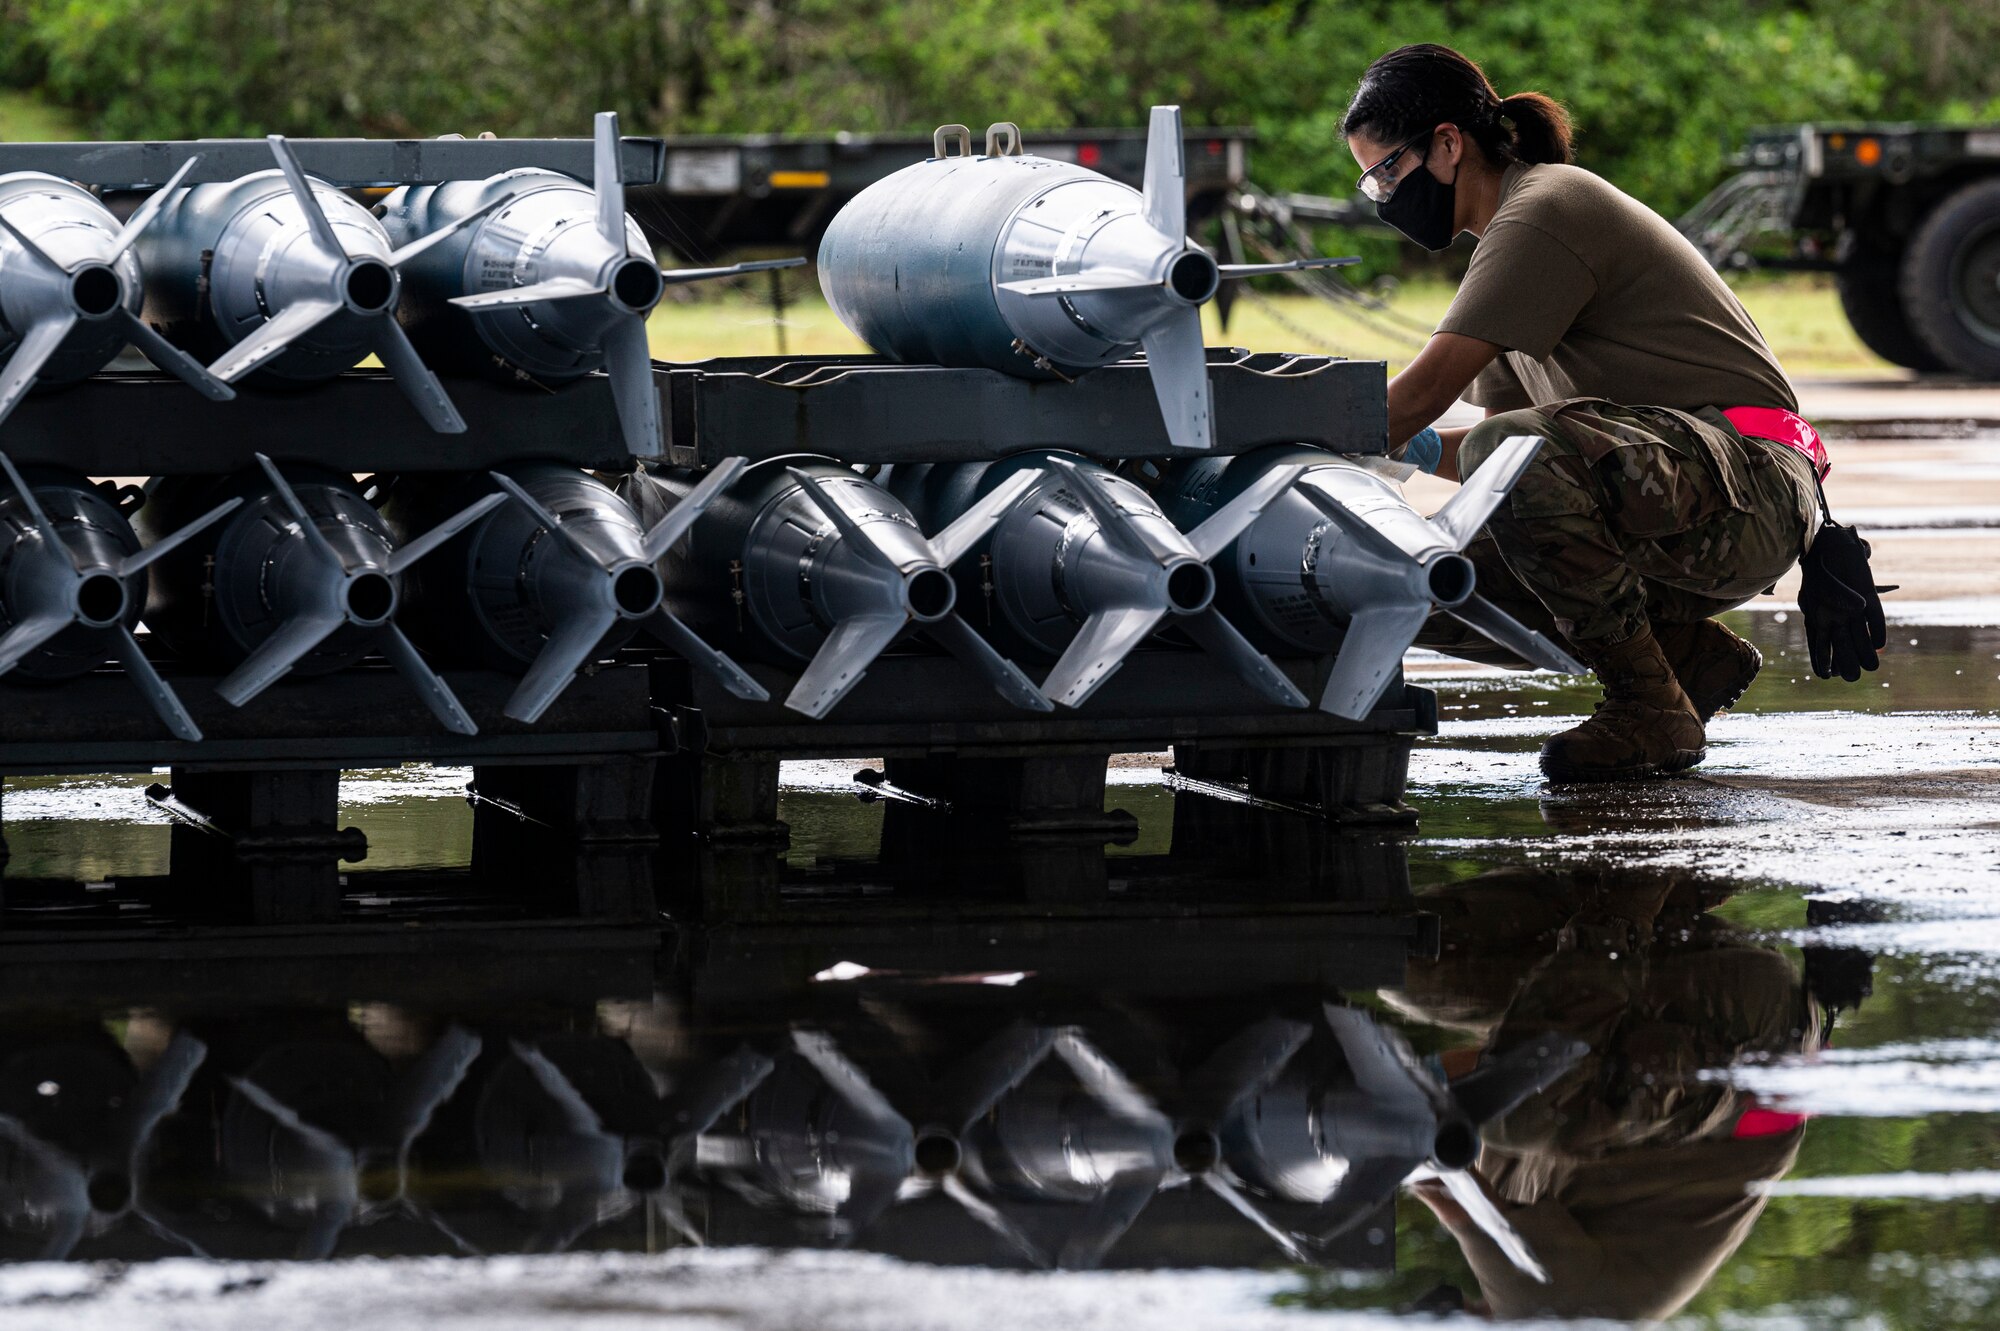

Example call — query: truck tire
[1902,176,2000,378]
[1835,266,1946,372]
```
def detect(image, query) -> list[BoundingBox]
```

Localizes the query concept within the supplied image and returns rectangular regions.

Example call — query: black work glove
[1797,523,1894,681]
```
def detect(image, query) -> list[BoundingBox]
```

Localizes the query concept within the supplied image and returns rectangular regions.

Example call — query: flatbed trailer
[1681,122,2000,377]
[635,126,1253,258]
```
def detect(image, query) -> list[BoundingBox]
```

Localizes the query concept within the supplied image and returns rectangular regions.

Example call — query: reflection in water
[1376,866,1828,1320]
[0,983,1584,1273]
[0,1026,202,1259]
[0,777,1853,1323]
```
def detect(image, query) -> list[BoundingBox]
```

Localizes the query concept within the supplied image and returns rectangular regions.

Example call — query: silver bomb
[629,458,1049,719]
[135,138,486,431]
[380,113,802,457]
[819,106,1346,452]
[0,453,238,740]
[1156,439,1585,719]
[0,159,232,430]
[889,453,1308,710]
[140,455,503,734]
[384,462,764,725]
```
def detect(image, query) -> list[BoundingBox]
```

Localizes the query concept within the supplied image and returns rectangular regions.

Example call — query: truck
[1681,122,2000,378]
[634,125,1252,257]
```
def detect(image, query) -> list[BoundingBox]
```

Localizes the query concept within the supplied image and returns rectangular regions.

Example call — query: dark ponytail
[1496,90,1573,165]
[1342,44,1574,167]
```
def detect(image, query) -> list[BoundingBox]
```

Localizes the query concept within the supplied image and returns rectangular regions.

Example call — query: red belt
[1723,406,1830,480]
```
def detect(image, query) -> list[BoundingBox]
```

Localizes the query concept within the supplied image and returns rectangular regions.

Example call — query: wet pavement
[2,391,1998,1328]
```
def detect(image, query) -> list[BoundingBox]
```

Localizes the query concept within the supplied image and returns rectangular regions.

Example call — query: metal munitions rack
[0,134,1424,912]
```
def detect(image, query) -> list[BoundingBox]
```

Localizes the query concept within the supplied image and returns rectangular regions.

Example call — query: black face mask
[1377,160,1457,251]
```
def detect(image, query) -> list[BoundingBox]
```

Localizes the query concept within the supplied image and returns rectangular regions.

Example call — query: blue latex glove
[1401,426,1443,475]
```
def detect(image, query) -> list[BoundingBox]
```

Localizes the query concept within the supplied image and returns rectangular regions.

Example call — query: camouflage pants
[1417,399,1822,658]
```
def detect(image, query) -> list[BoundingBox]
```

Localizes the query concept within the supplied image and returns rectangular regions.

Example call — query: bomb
[435,1037,770,1253]
[889,453,1308,709]
[0,1027,206,1260]
[384,461,763,724]
[139,455,504,734]
[0,454,239,740]
[1157,438,1586,719]
[214,1027,480,1259]
[627,458,1049,718]
[954,1032,1175,1267]
[1219,1006,1583,1272]
[818,106,1348,452]
[0,159,232,429]
[701,1035,916,1245]
[380,113,802,456]
[134,138,488,431]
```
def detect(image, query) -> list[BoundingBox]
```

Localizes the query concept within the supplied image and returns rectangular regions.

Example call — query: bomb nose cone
[904,566,956,622]
[68,263,123,318]
[1163,559,1214,615]
[610,562,665,618]
[1425,553,1476,608]
[341,258,396,314]
[609,256,665,313]
[1165,250,1220,305]
[74,571,127,627]
[343,569,396,624]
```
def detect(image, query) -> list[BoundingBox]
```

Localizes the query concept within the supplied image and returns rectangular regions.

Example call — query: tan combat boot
[1540,623,1708,783]
[1655,618,1762,722]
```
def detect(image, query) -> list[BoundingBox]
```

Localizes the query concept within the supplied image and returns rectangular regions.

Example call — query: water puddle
[0,606,1996,1327]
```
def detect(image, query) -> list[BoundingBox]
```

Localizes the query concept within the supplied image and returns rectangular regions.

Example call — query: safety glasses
[1356,132,1432,204]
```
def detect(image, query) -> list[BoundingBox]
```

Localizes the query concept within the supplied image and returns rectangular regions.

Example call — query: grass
[646,271,1894,380]
[0,89,85,141]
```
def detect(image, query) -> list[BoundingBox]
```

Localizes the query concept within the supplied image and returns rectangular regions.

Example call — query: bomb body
[380,170,660,385]
[137,171,401,384]
[143,465,402,676]
[891,452,1306,709]
[142,458,495,732]
[1159,445,1470,657]
[0,174,148,388]
[382,114,800,457]
[0,467,145,681]
[0,458,238,739]
[0,163,230,426]
[1157,441,1584,718]
[819,148,1215,381]
[629,458,1046,718]
[385,466,660,675]
[641,458,952,667]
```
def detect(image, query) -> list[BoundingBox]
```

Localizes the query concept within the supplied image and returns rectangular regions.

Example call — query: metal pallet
[4,349,1386,475]
[650,652,1431,849]
[661,350,1388,466]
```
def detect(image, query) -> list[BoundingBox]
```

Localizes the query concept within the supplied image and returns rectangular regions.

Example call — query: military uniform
[1417,400,1820,660]
[1405,161,1826,776]
[1388,866,1821,1320]
[1417,159,1815,650]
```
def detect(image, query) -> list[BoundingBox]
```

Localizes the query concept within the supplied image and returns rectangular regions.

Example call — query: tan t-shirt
[1441,163,1797,414]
